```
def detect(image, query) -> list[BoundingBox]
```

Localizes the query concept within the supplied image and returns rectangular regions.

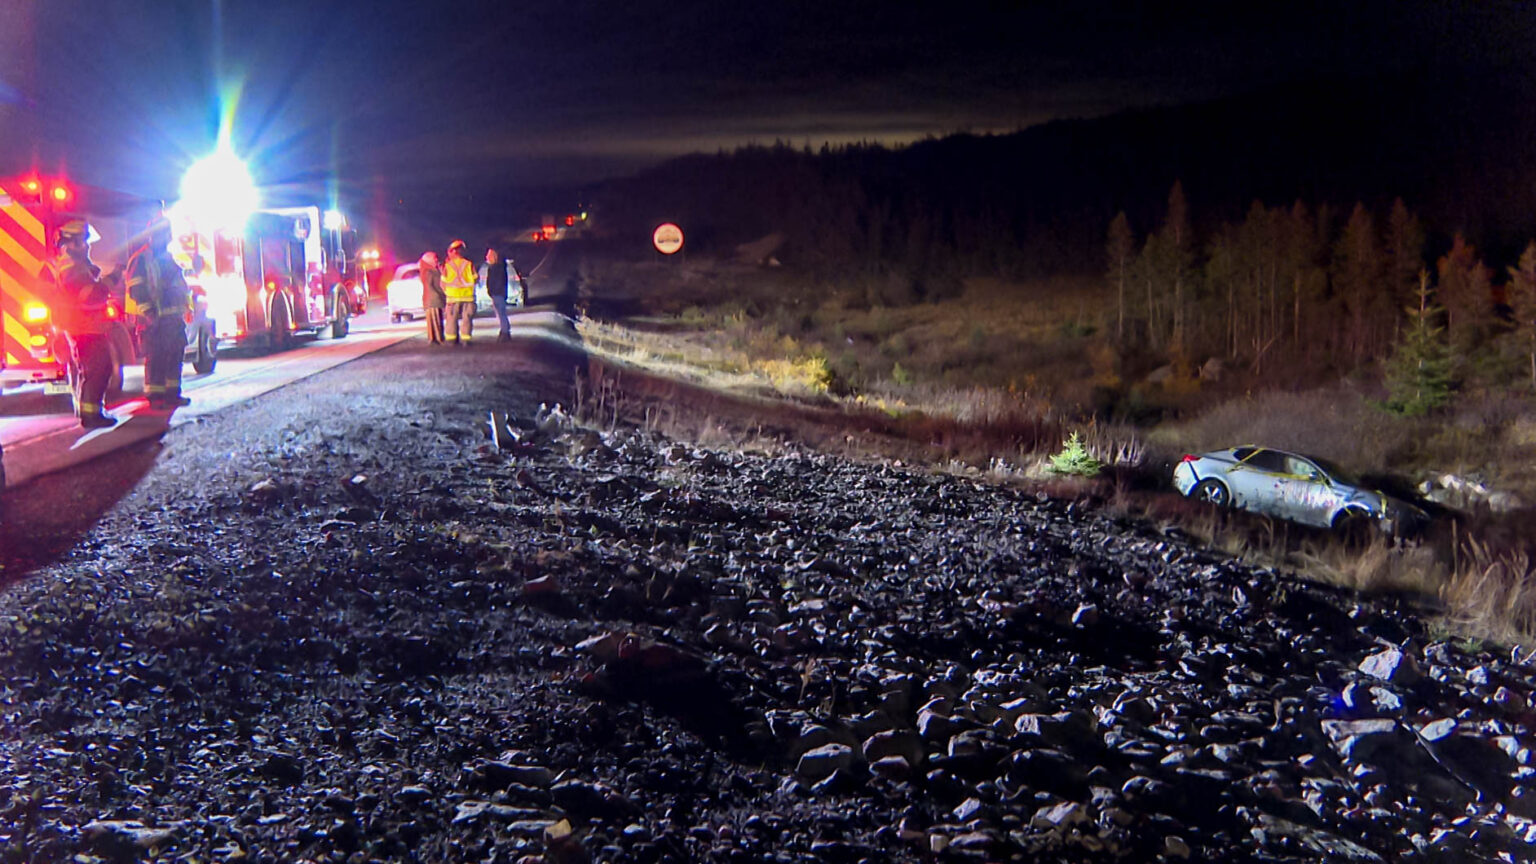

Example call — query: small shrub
[967,325,987,352]
[1059,319,1096,339]
[755,356,833,395]
[1050,431,1103,477]
[881,332,911,358]
[892,361,914,387]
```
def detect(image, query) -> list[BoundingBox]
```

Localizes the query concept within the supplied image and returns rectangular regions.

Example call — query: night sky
[2,1,1533,214]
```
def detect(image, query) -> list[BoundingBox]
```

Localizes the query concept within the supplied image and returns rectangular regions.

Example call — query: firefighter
[42,219,118,429]
[442,239,477,345]
[125,212,192,409]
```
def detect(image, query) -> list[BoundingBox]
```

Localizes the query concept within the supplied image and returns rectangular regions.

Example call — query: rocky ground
[1,332,1534,863]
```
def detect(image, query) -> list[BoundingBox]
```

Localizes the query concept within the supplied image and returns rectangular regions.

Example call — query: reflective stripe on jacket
[442,257,477,303]
[42,255,111,334]
[126,247,190,317]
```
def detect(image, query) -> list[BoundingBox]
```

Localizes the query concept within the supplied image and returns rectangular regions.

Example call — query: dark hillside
[592,61,1536,276]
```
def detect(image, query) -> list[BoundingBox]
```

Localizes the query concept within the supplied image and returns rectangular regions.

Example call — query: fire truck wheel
[192,329,217,375]
[106,326,131,398]
[330,291,350,339]
[63,355,82,414]
[268,298,293,352]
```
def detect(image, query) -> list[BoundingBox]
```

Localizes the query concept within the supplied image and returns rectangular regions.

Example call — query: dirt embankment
[1,335,1533,863]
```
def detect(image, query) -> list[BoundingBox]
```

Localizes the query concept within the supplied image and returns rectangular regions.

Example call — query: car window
[1231,446,1256,461]
[397,266,419,280]
[1283,456,1316,477]
[1243,449,1288,472]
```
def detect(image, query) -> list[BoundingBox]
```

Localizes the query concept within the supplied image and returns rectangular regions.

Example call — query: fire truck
[168,205,357,352]
[0,175,217,395]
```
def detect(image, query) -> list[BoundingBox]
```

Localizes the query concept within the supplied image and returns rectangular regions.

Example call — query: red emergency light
[21,178,40,194]
[51,183,71,203]
[564,214,575,226]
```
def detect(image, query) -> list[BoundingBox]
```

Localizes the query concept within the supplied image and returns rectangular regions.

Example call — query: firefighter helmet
[448,239,466,254]
[146,210,172,244]
[57,218,91,243]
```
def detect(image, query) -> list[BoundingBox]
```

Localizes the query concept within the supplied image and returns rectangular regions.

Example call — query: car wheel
[192,328,217,375]
[1332,509,1375,548]
[1192,478,1231,508]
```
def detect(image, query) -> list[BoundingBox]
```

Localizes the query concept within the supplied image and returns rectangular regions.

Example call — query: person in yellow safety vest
[41,219,118,429]
[125,212,192,409]
[442,239,477,345]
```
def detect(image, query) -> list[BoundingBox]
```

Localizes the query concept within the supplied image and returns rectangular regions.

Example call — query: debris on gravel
[1,343,1534,863]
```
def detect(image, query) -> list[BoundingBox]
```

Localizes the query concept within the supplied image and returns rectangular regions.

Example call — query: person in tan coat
[419,251,446,344]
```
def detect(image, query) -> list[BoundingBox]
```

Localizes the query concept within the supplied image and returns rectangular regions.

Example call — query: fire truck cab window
[259,237,292,285]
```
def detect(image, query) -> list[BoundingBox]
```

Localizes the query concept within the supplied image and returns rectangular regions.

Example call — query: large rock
[1358,648,1420,685]
[1320,719,1405,764]
[796,743,857,781]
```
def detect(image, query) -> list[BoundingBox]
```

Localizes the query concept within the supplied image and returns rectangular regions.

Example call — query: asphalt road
[0,235,580,576]
[0,307,417,490]
[0,232,573,493]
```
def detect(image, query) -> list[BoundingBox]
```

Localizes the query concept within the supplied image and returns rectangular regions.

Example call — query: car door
[1225,449,1287,516]
[1274,454,1337,526]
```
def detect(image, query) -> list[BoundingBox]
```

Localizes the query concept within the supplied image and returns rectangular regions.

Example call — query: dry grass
[1440,533,1536,645]
[574,256,1536,645]
[1148,385,1419,474]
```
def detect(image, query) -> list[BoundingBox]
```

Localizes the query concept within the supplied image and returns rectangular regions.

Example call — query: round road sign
[652,223,684,255]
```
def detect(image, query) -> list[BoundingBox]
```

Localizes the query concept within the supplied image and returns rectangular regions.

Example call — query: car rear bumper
[1171,461,1198,496]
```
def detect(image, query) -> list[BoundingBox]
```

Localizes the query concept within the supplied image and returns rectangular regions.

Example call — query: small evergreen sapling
[1050,431,1103,477]
[1384,272,1453,415]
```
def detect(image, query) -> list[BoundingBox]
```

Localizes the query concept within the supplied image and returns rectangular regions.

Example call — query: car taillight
[1180,454,1197,463]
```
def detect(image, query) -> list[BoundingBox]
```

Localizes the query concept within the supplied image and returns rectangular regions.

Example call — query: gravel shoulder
[1,332,1534,863]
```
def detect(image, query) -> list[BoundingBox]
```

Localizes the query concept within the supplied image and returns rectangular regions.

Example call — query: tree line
[1106,184,1536,411]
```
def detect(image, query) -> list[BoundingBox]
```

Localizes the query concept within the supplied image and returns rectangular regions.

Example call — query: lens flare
[178,145,258,231]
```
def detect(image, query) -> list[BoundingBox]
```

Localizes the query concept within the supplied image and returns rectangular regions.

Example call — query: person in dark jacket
[419,251,446,344]
[484,247,511,342]
[125,212,192,409]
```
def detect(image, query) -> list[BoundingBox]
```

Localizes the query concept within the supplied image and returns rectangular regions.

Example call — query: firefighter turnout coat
[442,255,477,305]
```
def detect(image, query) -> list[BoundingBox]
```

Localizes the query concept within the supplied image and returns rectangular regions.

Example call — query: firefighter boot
[79,408,116,430]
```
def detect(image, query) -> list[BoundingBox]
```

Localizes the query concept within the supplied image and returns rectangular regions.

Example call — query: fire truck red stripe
[0,244,40,295]
[0,205,47,262]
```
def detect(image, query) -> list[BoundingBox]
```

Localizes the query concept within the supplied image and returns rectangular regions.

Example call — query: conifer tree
[1333,203,1388,363]
[1507,241,1536,391]
[1385,198,1425,319]
[1107,212,1134,343]
[1165,181,1192,346]
[1437,233,1494,350]
[1384,272,1453,415]
[1282,201,1326,351]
